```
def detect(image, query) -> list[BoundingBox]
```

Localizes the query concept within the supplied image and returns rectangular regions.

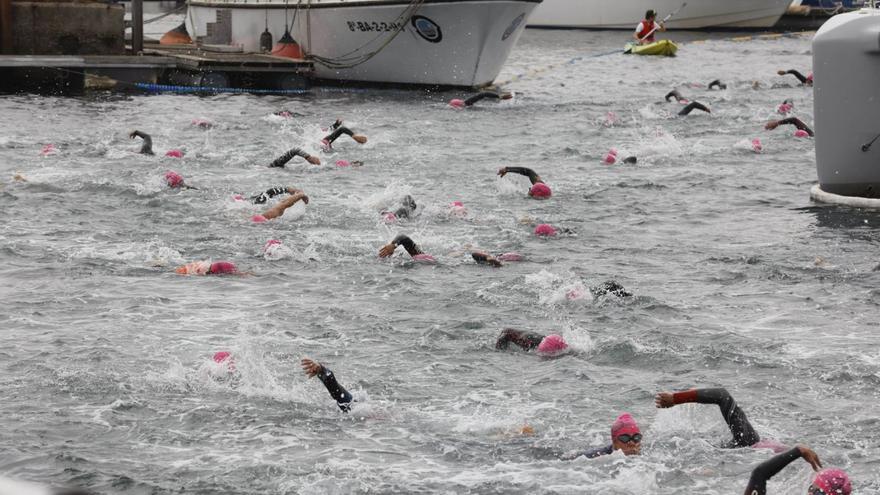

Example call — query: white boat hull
[527,0,791,29]
[186,0,540,87]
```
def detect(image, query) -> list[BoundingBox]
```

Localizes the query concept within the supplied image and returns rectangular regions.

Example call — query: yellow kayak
[624,40,678,57]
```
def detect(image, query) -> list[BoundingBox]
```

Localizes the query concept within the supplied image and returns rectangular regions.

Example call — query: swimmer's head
[335,160,350,167]
[812,469,851,495]
[537,334,568,355]
[751,138,763,153]
[383,212,398,224]
[529,183,552,199]
[449,98,466,109]
[165,149,183,158]
[233,194,245,201]
[164,170,184,188]
[794,129,810,138]
[263,239,282,252]
[603,153,617,165]
[208,261,237,275]
[807,73,814,84]
[451,201,464,207]
[252,214,268,223]
[497,252,523,262]
[213,351,231,363]
[534,224,557,237]
[611,413,642,456]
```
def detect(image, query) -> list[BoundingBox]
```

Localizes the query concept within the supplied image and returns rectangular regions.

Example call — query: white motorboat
[527,0,791,29]
[185,0,541,87]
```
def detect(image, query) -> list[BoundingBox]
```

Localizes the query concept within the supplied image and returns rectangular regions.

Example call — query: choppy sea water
[2,25,880,495]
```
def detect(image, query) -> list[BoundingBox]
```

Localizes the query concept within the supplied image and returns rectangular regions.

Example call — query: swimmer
[764,117,814,137]
[496,329,568,355]
[563,413,642,459]
[777,99,794,115]
[175,260,240,275]
[665,89,688,103]
[322,119,367,148]
[656,388,770,449]
[253,191,309,222]
[269,147,321,167]
[129,130,154,155]
[301,358,354,412]
[378,234,433,261]
[744,445,850,495]
[497,166,551,198]
[449,91,513,108]
[164,171,196,190]
[381,195,417,222]
[777,69,813,86]
[679,101,711,116]
[248,186,303,205]
[708,79,727,90]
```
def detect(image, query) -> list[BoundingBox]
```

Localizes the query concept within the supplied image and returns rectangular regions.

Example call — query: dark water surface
[1,27,879,494]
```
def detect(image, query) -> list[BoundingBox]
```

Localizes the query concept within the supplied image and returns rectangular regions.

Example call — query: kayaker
[634,9,666,45]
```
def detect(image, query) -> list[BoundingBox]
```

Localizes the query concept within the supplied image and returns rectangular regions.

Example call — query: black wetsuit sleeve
[391,234,422,257]
[269,148,310,168]
[323,126,355,144]
[251,187,287,204]
[132,131,154,155]
[693,388,760,447]
[665,90,684,102]
[316,365,354,413]
[778,117,814,136]
[679,101,711,116]
[742,448,802,495]
[708,79,727,90]
[464,92,500,106]
[784,70,808,84]
[503,167,542,185]
[563,445,614,460]
[496,328,545,351]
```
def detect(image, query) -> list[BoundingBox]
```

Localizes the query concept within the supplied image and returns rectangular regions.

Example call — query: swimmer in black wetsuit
[665,89,688,103]
[301,358,354,412]
[764,117,814,137]
[777,69,813,86]
[129,130,154,155]
[269,147,321,167]
[679,101,711,116]
[497,167,552,198]
[562,413,642,460]
[249,186,302,205]
[743,445,851,495]
[378,234,428,259]
[708,79,727,90]
[382,195,417,221]
[322,119,367,148]
[655,388,762,448]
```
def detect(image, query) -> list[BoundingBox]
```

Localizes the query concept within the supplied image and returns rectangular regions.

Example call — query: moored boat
[528,0,791,29]
[184,0,541,87]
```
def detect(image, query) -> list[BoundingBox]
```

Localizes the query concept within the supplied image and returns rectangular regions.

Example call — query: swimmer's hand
[286,186,303,195]
[296,193,309,205]
[654,392,675,408]
[129,130,139,139]
[764,121,780,131]
[353,135,368,144]
[497,167,508,177]
[797,445,822,471]
[301,358,323,378]
[777,70,787,76]
[378,243,397,258]
[501,92,513,100]
[306,155,321,165]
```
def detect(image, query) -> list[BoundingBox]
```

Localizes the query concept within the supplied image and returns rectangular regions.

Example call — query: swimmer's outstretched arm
[764,117,814,136]
[656,388,760,447]
[497,167,543,185]
[251,186,301,204]
[269,147,321,167]
[708,79,727,90]
[777,69,809,85]
[678,101,711,116]
[302,358,354,413]
[743,445,822,495]
[665,89,686,102]
[323,126,367,145]
[560,445,614,460]
[261,192,309,220]
[472,251,502,267]
[495,328,545,351]
[379,234,422,258]
[463,91,512,106]
[129,130,154,155]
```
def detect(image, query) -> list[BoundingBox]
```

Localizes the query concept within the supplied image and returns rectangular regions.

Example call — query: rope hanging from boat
[305,0,426,70]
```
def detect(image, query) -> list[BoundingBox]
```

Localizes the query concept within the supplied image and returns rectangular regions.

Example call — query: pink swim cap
[192,119,212,129]
[451,201,464,207]
[209,261,237,275]
[40,144,56,156]
[777,103,793,115]
[320,138,331,149]
[813,469,851,495]
[529,183,552,199]
[750,439,788,453]
[751,138,763,153]
[534,224,557,237]
[449,99,465,109]
[537,334,568,354]
[213,351,231,363]
[497,252,523,262]
[807,72,814,83]
[335,160,350,167]
[566,287,586,300]
[383,212,397,223]
[794,129,810,138]
[265,239,281,247]
[603,153,617,165]
[164,170,184,188]
[611,413,640,437]
[412,253,436,263]
[165,149,183,158]
[252,214,268,223]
